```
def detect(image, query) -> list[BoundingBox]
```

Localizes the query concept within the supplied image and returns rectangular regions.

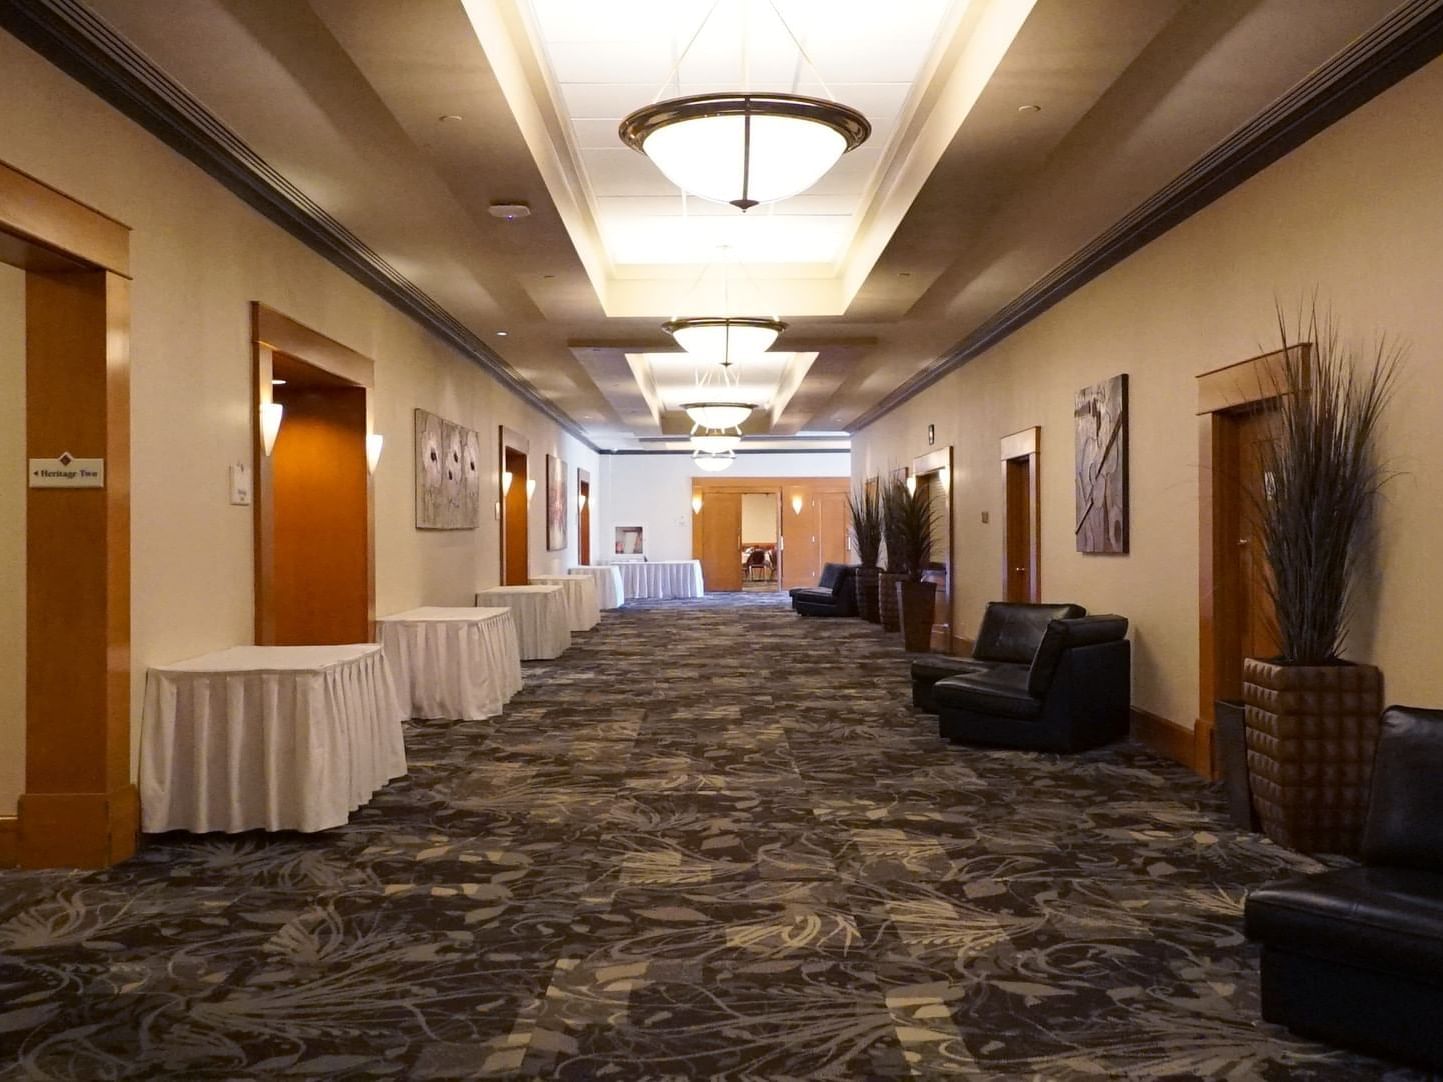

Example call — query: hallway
[0,597,1406,1078]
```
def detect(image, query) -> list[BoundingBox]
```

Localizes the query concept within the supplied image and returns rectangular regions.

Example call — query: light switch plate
[230,463,252,506]
[981,510,990,524]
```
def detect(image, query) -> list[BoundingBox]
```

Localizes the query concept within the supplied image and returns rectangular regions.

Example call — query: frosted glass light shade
[693,449,734,473]
[525,478,537,502]
[501,470,514,494]
[664,318,785,363]
[691,432,741,454]
[683,402,754,429]
[620,93,870,210]
[259,402,284,456]
[365,433,384,474]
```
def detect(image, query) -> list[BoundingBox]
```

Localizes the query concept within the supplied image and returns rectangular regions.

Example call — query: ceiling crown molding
[0,0,599,451]
[847,0,1443,433]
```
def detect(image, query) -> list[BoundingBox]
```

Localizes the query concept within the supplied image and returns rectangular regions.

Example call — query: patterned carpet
[0,594,1422,1080]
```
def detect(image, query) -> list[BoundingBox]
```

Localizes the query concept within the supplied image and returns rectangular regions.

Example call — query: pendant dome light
[620,92,869,211]
[683,402,756,430]
[690,429,742,455]
[664,316,787,364]
[693,449,735,472]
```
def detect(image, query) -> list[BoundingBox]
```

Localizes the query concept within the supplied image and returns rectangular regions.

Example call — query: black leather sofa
[790,562,858,617]
[910,602,1084,712]
[933,609,1130,752]
[1244,705,1443,1072]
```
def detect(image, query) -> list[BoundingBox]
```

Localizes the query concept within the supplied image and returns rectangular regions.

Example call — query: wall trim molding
[848,0,1443,432]
[1130,708,1203,776]
[0,0,599,451]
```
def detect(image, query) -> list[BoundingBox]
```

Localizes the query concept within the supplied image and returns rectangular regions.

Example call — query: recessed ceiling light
[898,272,911,278]
[438,114,463,122]
[271,378,287,385]
[488,202,531,221]
[496,330,509,336]
[1018,104,1041,114]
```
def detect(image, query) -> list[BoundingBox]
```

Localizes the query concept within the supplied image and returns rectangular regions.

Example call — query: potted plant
[848,485,883,623]
[893,480,938,652]
[1243,303,1401,855]
[878,478,907,632]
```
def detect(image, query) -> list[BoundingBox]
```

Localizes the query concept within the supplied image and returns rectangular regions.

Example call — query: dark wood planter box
[855,565,881,623]
[878,572,903,632]
[1242,658,1382,856]
[899,580,937,652]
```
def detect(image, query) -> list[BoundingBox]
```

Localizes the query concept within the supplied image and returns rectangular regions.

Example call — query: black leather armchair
[1244,705,1443,1072]
[790,563,857,617]
[910,602,1085,712]
[934,613,1130,752]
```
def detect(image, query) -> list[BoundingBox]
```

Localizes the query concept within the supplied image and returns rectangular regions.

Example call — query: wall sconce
[525,478,537,502]
[578,492,588,513]
[905,475,917,496]
[494,500,501,520]
[259,402,284,456]
[501,470,514,495]
[365,433,384,475]
[938,466,949,493]
[692,494,703,514]
[791,494,804,515]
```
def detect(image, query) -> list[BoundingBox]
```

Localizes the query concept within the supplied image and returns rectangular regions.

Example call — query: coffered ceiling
[67,0,1412,450]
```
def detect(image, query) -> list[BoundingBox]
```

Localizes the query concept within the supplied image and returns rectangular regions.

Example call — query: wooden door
[701,492,743,591]
[271,386,370,644]
[1004,456,1034,602]
[1236,407,1280,662]
[818,490,848,568]
[502,448,529,585]
[578,479,591,564]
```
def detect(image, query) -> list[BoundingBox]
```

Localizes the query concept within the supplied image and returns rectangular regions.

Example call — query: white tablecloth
[139,644,407,834]
[605,559,706,600]
[379,607,523,721]
[569,565,625,610]
[473,585,572,660]
[530,575,600,631]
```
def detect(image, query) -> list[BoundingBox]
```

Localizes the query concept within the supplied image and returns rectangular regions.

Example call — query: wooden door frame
[912,447,953,649]
[576,466,591,565]
[692,478,782,587]
[2,160,133,868]
[499,426,530,584]
[252,303,376,645]
[1195,345,1306,777]
[1000,427,1040,603]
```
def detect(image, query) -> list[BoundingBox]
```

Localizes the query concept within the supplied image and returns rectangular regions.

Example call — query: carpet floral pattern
[0,594,1421,1079]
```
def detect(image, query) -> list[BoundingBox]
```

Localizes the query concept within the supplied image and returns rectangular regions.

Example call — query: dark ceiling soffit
[0,0,600,453]
[847,0,1443,433]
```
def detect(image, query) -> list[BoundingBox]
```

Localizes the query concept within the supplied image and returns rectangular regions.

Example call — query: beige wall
[0,32,598,787]
[854,54,1443,730]
[0,264,23,813]
[742,493,778,544]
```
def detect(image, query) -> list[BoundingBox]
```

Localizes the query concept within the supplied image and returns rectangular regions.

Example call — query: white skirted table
[530,575,600,631]
[139,644,407,834]
[605,559,706,600]
[378,607,523,721]
[473,584,572,660]
[569,565,625,610]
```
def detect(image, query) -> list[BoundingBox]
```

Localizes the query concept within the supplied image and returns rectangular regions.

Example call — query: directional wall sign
[29,451,105,489]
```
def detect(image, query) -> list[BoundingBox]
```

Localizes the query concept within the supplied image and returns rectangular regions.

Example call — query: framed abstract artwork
[1074,373,1128,553]
[415,408,481,529]
[614,525,644,557]
[546,453,567,551]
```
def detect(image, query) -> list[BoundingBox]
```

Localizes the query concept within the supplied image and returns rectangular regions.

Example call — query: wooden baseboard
[0,816,16,868]
[17,785,139,868]
[1130,708,1207,776]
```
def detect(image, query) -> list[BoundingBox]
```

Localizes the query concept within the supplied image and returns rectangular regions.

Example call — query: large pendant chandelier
[664,316,786,364]
[620,92,869,211]
[690,429,742,455]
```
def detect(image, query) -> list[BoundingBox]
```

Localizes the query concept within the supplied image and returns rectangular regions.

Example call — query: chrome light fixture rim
[662,316,789,340]
[619,92,870,155]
